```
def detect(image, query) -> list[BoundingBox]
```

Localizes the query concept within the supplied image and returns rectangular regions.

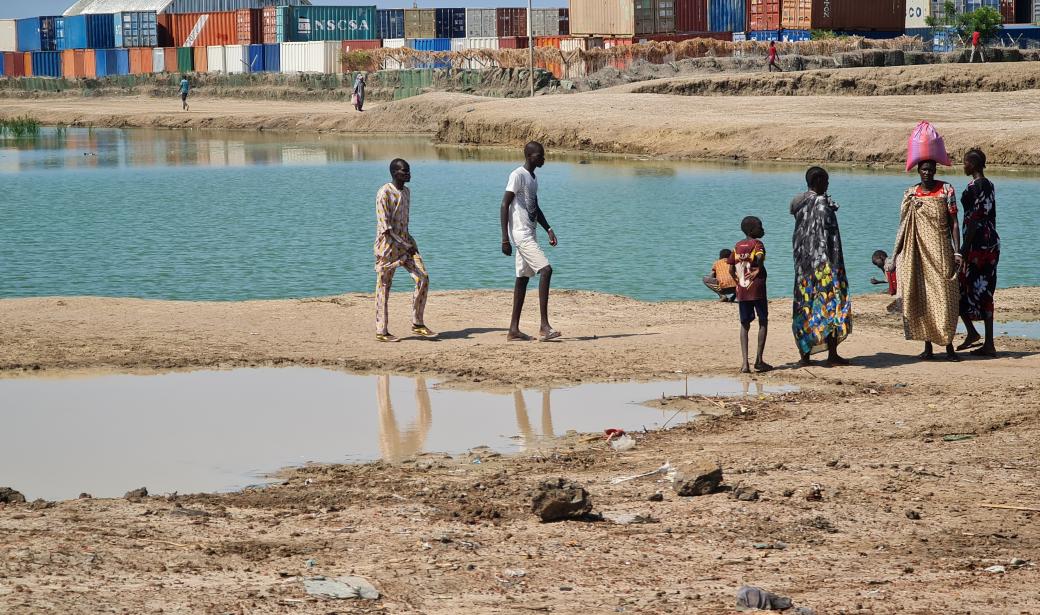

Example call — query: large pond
[0,128,1035,302]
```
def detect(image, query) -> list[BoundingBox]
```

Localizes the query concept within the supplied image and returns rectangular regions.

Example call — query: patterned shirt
[711,258,737,289]
[374,183,413,271]
[914,181,957,216]
[728,238,767,302]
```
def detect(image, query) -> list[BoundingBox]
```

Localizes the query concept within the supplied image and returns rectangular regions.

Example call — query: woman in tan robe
[889,160,963,361]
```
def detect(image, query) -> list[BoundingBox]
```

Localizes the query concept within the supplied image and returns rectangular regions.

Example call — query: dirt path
[1,290,1038,614]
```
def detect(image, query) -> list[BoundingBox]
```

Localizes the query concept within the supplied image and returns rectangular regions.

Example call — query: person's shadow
[854,350,1039,369]
[436,327,508,340]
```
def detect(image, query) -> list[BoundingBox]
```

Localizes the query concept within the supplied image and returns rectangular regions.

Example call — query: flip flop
[539,329,562,342]
[956,337,982,351]
[411,325,437,338]
[375,333,400,343]
[506,332,533,342]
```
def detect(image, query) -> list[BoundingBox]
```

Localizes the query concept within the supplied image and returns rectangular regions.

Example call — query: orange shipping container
[159,11,238,48]
[750,0,781,30]
[262,6,277,44]
[164,47,178,73]
[129,47,153,74]
[61,49,97,78]
[193,45,208,72]
[236,8,263,45]
[534,35,566,48]
[24,52,32,77]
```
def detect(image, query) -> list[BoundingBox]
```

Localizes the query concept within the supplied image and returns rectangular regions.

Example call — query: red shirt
[768,46,777,60]
[886,270,897,296]
[972,31,980,45]
[727,238,767,302]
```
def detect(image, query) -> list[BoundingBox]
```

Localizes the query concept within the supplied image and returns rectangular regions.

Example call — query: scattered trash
[648,492,664,502]
[735,585,793,611]
[604,428,626,441]
[305,558,318,568]
[942,434,975,442]
[731,486,760,502]
[78,493,93,499]
[905,509,921,520]
[602,512,657,525]
[531,478,593,522]
[672,460,723,497]
[471,458,482,465]
[124,487,148,500]
[0,487,27,504]
[806,484,824,502]
[303,575,379,600]
[504,569,526,578]
[984,565,1007,574]
[609,434,636,452]
[752,542,787,550]
[1009,558,1028,568]
[610,462,673,485]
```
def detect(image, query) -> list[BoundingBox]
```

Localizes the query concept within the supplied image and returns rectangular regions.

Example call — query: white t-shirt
[505,166,539,242]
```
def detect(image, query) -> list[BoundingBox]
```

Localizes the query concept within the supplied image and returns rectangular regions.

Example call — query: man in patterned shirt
[374,159,435,342]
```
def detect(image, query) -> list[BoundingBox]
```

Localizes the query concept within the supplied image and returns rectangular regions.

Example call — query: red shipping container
[559,8,570,35]
[675,0,709,33]
[236,8,263,45]
[781,0,904,31]
[642,31,734,42]
[341,40,382,52]
[498,36,530,48]
[159,11,238,48]
[1000,0,1014,22]
[164,47,178,73]
[750,0,781,30]
[262,6,277,44]
[129,48,153,74]
[3,52,26,77]
[497,8,528,37]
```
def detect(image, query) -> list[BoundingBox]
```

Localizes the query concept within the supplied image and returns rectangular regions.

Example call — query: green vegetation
[926,1,1003,43]
[0,116,41,138]
[810,30,838,40]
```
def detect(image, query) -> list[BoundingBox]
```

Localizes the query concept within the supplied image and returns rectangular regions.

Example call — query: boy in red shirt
[970,30,984,63]
[729,216,772,373]
[767,41,782,72]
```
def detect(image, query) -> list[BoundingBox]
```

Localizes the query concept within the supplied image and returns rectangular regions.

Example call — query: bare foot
[798,354,811,367]
[826,354,851,366]
[917,350,935,361]
[754,362,773,373]
[739,365,751,374]
[506,332,533,342]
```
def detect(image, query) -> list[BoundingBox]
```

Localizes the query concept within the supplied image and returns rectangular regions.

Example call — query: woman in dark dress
[957,148,1000,356]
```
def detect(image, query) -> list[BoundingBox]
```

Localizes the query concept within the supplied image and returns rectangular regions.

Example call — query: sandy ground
[2,290,1040,613]
[4,63,1040,165]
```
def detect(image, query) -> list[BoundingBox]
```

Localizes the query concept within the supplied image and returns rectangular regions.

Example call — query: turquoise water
[1,128,1035,302]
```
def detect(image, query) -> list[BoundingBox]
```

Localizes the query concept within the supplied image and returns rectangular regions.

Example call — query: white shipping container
[280,41,342,74]
[225,44,249,74]
[571,0,637,36]
[382,37,406,68]
[152,47,165,73]
[532,9,561,36]
[207,45,227,73]
[0,19,17,52]
[452,36,500,68]
[465,8,497,37]
[560,37,589,51]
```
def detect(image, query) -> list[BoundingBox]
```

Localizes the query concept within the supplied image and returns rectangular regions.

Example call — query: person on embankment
[179,75,190,111]
[374,158,436,342]
[767,42,782,72]
[500,142,561,342]
[790,166,851,367]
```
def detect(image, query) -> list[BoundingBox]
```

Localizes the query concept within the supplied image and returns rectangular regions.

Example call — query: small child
[870,249,896,295]
[729,216,771,373]
[703,248,737,302]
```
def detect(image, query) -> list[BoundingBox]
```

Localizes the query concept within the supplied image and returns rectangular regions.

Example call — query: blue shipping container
[409,38,451,51]
[58,14,116,50]
[963,0,999,12]
[836,30,904,39]
[113,11,158,48]
[0,53,4,76]
[95,48,130,77]
[31,51,63,77]
[377,9,405,39]
[247,44,264,71]
[16,17,59,52]
[1001,24,1040,48]
[749,29,811,42]
[434,8,466,39]
[708,0,746,34]
[262,43,280,72]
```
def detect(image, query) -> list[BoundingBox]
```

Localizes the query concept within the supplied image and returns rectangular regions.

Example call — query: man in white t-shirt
[500,142,560,342]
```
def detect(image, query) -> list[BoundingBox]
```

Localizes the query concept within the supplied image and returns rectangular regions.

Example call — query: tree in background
[926,2,1003,46]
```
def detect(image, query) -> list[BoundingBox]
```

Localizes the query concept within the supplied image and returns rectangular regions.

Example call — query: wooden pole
[528,0,534,97]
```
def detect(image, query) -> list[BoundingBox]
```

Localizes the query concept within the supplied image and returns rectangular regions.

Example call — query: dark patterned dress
[791,191,852,355]
[959,178,1000,320]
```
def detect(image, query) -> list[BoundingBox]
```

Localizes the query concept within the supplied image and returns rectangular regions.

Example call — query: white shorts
[513,236,549,278]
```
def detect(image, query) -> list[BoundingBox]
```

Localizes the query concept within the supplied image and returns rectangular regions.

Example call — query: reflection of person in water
[376,375,432,462]
[513,389,554,451]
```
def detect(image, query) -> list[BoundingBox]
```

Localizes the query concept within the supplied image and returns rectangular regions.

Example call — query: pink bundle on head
[906,120,952,172]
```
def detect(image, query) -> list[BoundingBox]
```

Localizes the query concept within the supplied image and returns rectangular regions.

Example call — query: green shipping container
[177,47,194,73]
[284,6,377,42]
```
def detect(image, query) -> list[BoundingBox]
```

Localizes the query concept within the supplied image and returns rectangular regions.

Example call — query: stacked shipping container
[57,14,115,50]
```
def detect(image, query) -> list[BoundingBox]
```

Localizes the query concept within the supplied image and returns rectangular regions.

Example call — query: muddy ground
[1,290,1039,614]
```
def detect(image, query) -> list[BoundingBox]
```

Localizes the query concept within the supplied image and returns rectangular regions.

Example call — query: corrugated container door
[235,9,261,45]
[676,0,709,31]
[114,48,129,75]
[285,6,378,42]
[165,48,178,73]
[61,49,75,76]
[434,9,451,38]
[749,0,781,30]
[152,47,164,73]
[262,7,277,44]
[193,46,207,72]
[379,9,405,39]
[497,8,528,37]
[207,45,226,71]
[178,47,194,72]
[0,21,17,52]
[709,0,747,32]
[451,8,466,38]
[23,52,32,76]
[263,43,280,72]
[559,9,570,35]
[115,12,158,48]
[248,44,263,71]
[636,0,655,34]
[658,0,676,33]
[781,0,810,30]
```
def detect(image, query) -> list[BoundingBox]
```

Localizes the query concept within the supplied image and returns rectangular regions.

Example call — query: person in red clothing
[970,30,985,63]
[870,250,897,295]
[728,216,772,373]
[767,41,782,72]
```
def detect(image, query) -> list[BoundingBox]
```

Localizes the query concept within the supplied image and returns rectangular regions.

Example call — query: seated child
[703,249,737,302]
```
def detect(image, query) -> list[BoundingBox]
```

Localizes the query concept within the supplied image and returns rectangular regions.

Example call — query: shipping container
[534,35,567,47]
[129,47,152,73]
[531,8,564,35]
[378,9,405,39]
[159,12,237,47]
[498,36,530,48]
[635,0,676,34]
[207,45,227,71]
[262,43,280,71]
[235,8,263,44]
[114,12,159,48]
[61,49,96,78]
[341,39,382,51]
[17,17,59,52]
[23,52,32,76]
[262,6,278,43]
[225,44,249,73]
[164,47,179,73]
[782,0,906,31]
[248,43,264,70]
[178,46,195,72]
[0,53,4,75]
[748,28,811,40]
[3,51,26,77]
[434,8,466,38]
[0,20,17,52]
[405,9,437,39]
[95,48,129,77]
[708,0,748,32]
[152,47,165,72]
[193,45,208,71]
[497,8,529,36]
[275,6,290,43]
[466,9,497,37]
[560,8,571,35]
[749,0,781,30]
[1000,0,1015,21]
[676,0,709,32]
[452,36,498,69]
[280,40,341,73]
[281,5,377,42]
[962,0,1000,13]
[57,14,114,50]
[30,50,62,77]
[408,37,451,51]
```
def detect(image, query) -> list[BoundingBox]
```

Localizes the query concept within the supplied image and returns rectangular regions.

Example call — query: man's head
[390,158,411,184]
[741,216,764,239]
[719,248,732,260]
[805,166,829,194]
[872,250,888,269]
[524,141,545,169]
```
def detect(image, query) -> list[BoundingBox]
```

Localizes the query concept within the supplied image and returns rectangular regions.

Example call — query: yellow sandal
[376,333,400,343]
[411,325,437,338]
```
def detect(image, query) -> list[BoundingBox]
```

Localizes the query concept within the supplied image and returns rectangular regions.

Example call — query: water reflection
[377,374,432,463]
[513,389,555,451]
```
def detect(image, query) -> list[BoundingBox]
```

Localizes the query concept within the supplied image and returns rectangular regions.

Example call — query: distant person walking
[374,158,436,342]
[790,166,851,367]
[500,141,560,342]
[767,41,782,72]
[179,75,190,111]
[352,72,366,112]
[969,30,985,63]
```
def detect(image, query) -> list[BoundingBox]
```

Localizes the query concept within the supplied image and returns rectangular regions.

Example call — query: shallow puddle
[957,320,1040,340]
[0,368,794,501]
